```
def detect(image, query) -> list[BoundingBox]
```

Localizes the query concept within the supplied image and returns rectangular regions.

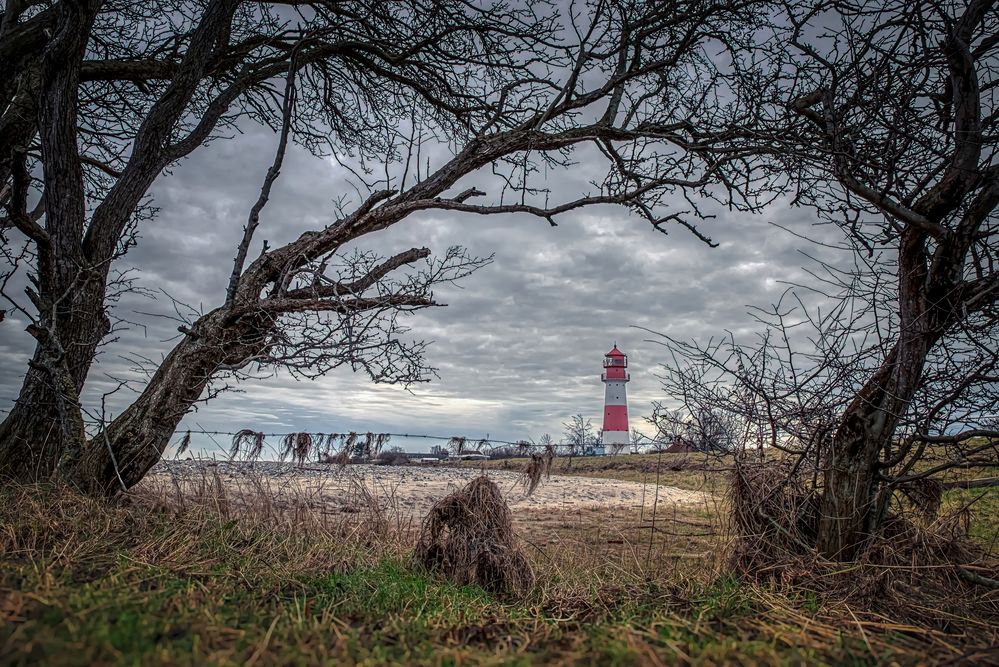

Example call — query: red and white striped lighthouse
[601,344,630,449]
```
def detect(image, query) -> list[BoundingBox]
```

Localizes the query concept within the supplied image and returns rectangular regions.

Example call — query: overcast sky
[0,118,840,457]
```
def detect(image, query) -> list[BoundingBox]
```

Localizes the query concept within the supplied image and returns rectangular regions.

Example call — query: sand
[142,460,710,519]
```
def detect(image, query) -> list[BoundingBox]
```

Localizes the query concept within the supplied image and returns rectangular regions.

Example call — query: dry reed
[521,445,556,496]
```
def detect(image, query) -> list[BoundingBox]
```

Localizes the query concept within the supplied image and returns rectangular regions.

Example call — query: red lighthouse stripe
[604,366,627,380]
[603,405,629,432]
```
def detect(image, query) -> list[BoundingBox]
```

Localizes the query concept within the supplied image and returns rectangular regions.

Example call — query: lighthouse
[601,344,630,453]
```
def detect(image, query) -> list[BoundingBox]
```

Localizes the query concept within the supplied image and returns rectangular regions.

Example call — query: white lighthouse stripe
[604,383,628,405]
[602,430,630,445]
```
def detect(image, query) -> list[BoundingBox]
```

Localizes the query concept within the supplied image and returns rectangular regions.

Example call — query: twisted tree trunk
[60,309,271,495]
[0,294,109,481]
[0,1,105,483]
[816,225,956,559]
[1,0,241,484]
[815,338,935,559]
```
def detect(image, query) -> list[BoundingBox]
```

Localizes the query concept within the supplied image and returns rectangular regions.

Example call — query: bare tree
[1,0,781,493]
[562,413,601,460]
[654,0,999,560]
[651,404,740,453]
[2,0,548,483]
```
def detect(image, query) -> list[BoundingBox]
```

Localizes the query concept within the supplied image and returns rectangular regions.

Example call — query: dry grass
[727,458,999,655]
[2,462,998,665]
[413,476,534,595]
[521,446,556,496]
[451,451,733,493]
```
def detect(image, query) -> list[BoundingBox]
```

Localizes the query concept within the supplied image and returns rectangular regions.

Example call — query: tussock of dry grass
[728,458,999,651]
[729,458,819,567]
[414,476,534,595]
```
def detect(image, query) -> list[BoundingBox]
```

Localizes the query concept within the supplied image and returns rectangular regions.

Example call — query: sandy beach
[141,460,710,518]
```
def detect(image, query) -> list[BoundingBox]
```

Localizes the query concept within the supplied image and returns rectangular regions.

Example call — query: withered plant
[413,475,533,595]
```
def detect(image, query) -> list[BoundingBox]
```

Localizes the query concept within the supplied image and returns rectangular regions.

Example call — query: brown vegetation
[2,461,998,664]
[413,476,534,595]
[728,458,999,638]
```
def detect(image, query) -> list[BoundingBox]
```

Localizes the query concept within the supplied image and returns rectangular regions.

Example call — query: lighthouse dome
[603,344,628,369]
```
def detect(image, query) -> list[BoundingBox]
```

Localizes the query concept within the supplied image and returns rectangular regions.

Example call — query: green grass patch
[943,486,999,551]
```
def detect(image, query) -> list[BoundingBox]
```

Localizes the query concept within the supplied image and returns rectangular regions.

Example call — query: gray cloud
[1,120,848,456]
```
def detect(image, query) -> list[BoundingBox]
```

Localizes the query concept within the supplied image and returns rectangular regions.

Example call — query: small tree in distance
[650,406,740,454]
[562,414,600,463]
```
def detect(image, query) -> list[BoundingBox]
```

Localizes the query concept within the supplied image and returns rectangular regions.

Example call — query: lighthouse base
[602,430,629,444]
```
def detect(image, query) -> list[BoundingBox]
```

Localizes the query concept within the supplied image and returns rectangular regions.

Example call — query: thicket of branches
[1,0,780,494]
[654,0,998,560]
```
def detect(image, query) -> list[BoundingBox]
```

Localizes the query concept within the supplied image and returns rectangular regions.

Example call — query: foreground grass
[1,480,996,666]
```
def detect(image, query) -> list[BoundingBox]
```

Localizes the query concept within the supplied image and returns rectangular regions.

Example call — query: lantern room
[601,345,630,382]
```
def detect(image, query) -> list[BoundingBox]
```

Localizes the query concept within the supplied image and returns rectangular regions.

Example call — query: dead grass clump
[772,512,999,641]
[898,476,943,520]
[728,458,818,570]
[831,510,994,612]
[413,476,534,595]
[521,445,555,496]
[727,459,999,642]
[280,432,314,466]
[229,429,266,460]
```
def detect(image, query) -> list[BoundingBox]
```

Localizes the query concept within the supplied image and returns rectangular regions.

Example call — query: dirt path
[142,461,712,518]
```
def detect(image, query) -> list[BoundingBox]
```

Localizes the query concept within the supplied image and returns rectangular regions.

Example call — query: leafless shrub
[413,476,533,595]
[729,457,999,629]
[562,415,598,468]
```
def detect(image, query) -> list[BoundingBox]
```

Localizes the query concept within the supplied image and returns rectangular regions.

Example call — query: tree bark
[60,309,270,495]
[0,1,105,483]
[0,0,240,484]
[815,359,904,560]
